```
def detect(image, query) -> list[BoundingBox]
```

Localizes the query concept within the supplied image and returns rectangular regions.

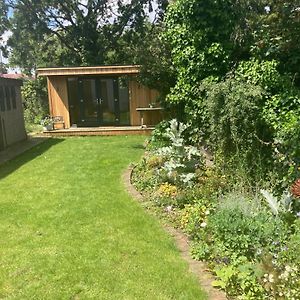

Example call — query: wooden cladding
[47,77,70,128]
[129,81,161,126]
[46,74,161,128]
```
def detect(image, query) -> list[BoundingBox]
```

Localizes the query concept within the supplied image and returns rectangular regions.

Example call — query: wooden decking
[42,126,154,137]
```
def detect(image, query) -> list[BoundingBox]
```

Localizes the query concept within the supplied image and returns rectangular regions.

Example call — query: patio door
[78,78,121,126]
[99,78,120,125]
[78,78,101,126]
[68,77,130,127]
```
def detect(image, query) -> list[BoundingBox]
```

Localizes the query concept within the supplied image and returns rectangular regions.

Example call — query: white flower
[200,222,207,228]
[256,248,262,255]
[165,205,173,213]
[285,265,292,272]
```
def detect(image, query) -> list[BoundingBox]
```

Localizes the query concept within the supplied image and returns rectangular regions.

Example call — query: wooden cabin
[37,65,163,129]
[0,77,27,151]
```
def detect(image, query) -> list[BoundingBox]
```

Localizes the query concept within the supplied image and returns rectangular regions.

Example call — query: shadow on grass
[131,144,146,150]
[0,138,64,181]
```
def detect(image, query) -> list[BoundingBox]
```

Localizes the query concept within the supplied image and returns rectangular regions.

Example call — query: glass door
[67,76,130,127]
[100,78,120,125]
[78,78,101,127]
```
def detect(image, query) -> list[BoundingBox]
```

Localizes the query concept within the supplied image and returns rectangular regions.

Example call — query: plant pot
[43,124,53,131]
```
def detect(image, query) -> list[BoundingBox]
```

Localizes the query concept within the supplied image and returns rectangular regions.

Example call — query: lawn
[0,136,206,299]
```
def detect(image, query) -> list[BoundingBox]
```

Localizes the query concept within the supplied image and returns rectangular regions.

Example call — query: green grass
[0,136,206,299]
[25,122,43,134]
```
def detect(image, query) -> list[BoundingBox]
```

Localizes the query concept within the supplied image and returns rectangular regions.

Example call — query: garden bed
[131,119,300,300]
[123,166,226,300]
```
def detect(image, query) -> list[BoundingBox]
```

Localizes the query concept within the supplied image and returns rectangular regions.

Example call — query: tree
[251,0,300,83]
[0,0,8,38]
[21,77,48,125]
[163,0,246,110]
[137,23,176,99]
[0,0,8,66]
[6,0,168,73]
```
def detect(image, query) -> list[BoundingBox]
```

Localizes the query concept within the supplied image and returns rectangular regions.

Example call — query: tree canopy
[0,0,8,38]
[4,0,168,74]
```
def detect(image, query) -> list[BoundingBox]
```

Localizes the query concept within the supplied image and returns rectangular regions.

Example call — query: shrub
[180,201,213,239]
[235,59,287,94]
[155,119,204,187]
[153,182,178,207]
[194,193,290,261]
[200,78,273,179]
[263,92,300,185]
[278,219,300,266]
[272,220,300,298]
[213,258,266,300]
[21,77,48,126]
[131,154,161,192]
[148,120,172,149]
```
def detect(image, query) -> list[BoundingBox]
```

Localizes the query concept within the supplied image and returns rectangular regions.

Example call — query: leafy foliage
[251,1,300,83]
[161,0,300,188]
[133,125,300,299]
[21,77,48,125]
[138,24,176,99]
[163,0,238,107]
[213,259,266,300]
[155,119,203,187]
[0,0,8,38]
[6,0,168,73]
[132,119,205,208]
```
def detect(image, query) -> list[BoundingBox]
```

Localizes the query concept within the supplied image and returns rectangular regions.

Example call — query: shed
[37,65,163,129]
[0,77,27,151]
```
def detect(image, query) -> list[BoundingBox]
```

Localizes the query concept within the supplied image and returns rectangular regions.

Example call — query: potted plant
[41,116,53,131]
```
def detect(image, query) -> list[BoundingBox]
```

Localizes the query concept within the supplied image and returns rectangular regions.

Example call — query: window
[11,86,17,109]
[5,86,11,111]
[0,86,5,112]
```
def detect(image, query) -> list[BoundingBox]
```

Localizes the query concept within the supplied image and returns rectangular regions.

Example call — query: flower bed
[132,119,300,300]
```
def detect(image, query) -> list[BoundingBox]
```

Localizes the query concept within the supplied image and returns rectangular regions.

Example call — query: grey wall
[0,78,27,150]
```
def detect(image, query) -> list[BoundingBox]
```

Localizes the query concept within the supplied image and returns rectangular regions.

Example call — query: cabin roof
[0,73,33,80]
[0,76,23,85]
[37,65,140,77]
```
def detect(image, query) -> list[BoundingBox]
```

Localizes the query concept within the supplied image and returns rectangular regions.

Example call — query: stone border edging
[122,166,227,300]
